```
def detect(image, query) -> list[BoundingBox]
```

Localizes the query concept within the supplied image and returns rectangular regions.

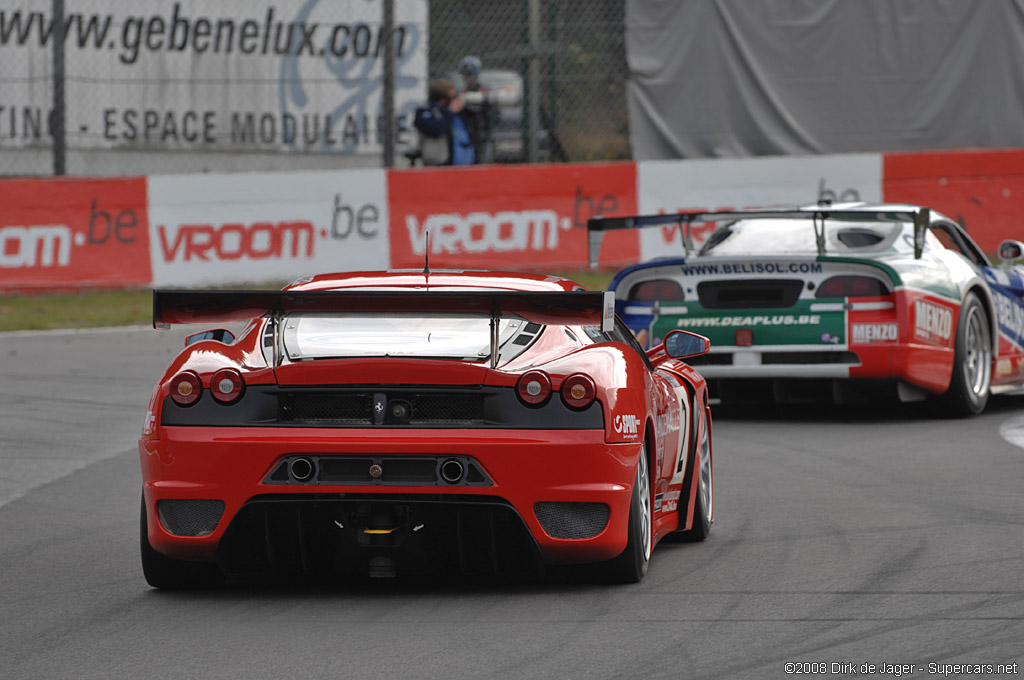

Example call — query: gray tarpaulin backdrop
[627,0,1024,159]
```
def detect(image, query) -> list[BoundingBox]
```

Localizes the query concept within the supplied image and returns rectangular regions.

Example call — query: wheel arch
[965,282,999,355]
[644,417,657,477]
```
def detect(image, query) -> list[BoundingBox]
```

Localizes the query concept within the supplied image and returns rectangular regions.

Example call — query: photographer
[458,56,499,164]
[413,79,476,166]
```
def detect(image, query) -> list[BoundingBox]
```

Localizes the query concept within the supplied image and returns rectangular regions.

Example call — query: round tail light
[170,371,202,406]
[517,370,552,405]
[210,368,245,404]
[561,374,596,409]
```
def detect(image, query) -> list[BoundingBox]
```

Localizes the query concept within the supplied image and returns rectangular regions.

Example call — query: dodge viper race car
[139,271,714,588]
[588,203,1024,415]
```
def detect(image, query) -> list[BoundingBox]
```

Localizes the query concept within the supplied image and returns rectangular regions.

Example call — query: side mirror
[664,329,710,359]
[998,239,1024,266]
[185,328,236,347]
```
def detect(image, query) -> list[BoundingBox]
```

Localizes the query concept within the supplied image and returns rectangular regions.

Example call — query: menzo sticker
[851,322,898,344]
[913,300,953,344]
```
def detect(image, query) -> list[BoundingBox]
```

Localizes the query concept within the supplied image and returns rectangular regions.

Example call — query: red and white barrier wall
[2,148,1021,290]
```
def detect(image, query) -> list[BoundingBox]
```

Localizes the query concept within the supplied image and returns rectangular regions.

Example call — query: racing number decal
[669,385,690,488]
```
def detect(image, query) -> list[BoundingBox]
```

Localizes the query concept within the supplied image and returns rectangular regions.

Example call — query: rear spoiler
[154,289,615,330]
[587,206,930,266]
[154,289,615,369]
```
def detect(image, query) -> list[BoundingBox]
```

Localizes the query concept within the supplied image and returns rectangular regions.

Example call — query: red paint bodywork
[845,289,958,393]
[140,271,712,569]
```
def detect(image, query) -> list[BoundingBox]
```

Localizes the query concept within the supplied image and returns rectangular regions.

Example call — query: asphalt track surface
[1,327,1023,680]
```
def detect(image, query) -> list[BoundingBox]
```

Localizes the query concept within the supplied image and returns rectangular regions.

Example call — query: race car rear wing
[153,289,616,368]
[587,206,931,267]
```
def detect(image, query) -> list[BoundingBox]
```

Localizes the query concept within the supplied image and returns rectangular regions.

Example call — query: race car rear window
[281,313,532,361]
[701,220,906,255]
[835,228,885,248]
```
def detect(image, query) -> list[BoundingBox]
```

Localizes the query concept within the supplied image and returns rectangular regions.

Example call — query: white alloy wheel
[637,448,652,561]
[698,421,712,525]
[961,302,992,401]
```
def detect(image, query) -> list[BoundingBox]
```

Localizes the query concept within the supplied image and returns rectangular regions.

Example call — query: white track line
[999,414,1024,450]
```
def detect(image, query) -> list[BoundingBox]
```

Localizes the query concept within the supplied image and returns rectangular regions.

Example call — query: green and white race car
[589,203,1024,415]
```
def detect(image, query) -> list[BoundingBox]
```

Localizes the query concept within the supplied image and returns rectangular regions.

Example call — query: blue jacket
[414,104,476,166]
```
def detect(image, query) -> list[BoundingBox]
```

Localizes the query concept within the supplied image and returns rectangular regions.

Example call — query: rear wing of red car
[154,289,615,368]
[153,289,615,330]
[586,206,930,267]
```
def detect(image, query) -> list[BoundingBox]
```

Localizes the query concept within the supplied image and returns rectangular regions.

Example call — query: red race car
[139,270,714,587]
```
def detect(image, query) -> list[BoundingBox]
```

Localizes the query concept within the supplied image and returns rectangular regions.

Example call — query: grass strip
[0,270,617,332]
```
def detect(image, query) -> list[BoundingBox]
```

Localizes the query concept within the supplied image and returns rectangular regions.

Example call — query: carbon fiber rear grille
[279,392,371,424]
[534,502,610,539]
[277,392,485,425]
[408,394,483,424]
[157,499,225,537]
[216,495,543,578]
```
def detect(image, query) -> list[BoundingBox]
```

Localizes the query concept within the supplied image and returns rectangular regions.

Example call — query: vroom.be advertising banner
[636,154,884,261]
[148,170,389,286]
[2,148,1022,291]
[388,163,641,270]
[883,149,1024,253]
[0,177,151,288]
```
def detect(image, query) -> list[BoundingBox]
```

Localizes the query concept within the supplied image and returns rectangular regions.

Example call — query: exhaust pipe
[290,457,316,483]
[440,458,465,484]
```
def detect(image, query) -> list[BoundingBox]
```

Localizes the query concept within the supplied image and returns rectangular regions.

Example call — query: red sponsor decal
[388,163,640,269]
[659,219,717,248]
[912,298,954,346]
[0,177,150,289]
[157,221,315,262]
[884,149,1024,254]
[850,322,898,344]
[654,205,763,248]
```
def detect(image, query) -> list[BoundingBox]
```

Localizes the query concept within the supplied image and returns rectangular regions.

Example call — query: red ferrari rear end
[138,271,706,586]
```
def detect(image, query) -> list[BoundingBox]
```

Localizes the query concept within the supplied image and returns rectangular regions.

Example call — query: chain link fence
[429,0,629,164]
[0,0,628,177]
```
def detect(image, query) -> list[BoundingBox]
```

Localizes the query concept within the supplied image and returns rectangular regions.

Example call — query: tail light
[816,276,890,298]
[210,368,245,404]
[169,371,202,406]
[561,374,596,409]
[517,370,552,405]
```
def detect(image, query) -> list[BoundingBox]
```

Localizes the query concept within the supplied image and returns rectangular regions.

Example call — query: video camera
[462,90,490,108]
[462,88,518,109]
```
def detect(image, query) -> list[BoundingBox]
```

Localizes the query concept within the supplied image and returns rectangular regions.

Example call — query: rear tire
[676,415,712,541]
[941,293,991,416]
[604,445,652,584]
[140,495,222,589]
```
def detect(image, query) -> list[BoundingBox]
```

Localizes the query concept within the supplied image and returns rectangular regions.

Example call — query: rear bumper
[139,427,641,568]
[690,341,953,394]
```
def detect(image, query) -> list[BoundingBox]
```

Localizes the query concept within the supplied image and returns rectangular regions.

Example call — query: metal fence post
[51,0,66,176]
[527,0,541,163]
[382,0,396,168]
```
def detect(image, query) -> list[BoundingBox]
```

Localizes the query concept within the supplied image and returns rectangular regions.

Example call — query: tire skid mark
[704,608,1023,679]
